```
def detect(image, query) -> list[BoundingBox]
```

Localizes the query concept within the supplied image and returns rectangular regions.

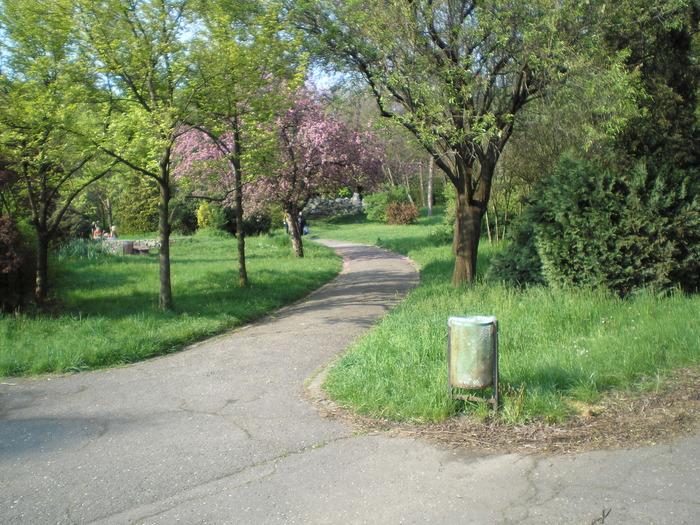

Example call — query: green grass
[0,231,341,376]
[5,213,699,426]
[311,211,700,424]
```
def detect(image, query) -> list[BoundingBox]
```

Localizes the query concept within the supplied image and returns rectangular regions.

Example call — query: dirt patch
[314,368,700,455]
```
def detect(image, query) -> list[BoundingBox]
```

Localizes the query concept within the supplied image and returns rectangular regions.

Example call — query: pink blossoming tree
[249,88,383,257]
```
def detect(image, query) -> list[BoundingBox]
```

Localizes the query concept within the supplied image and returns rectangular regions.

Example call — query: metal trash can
[447,316,499,409]
[122,241,134,255]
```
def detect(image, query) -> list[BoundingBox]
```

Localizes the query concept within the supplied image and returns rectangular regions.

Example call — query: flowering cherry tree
[174,88,382,259]
[249,88,383,257]
[172,116,264,287]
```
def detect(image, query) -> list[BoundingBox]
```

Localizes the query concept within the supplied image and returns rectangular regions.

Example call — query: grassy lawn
[0,231,341,376]
[4,212,699,427]
[310,211,700,424]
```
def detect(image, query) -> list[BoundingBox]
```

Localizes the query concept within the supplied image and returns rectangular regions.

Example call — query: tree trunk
[418,163,425,208]
[451,154,498,285]
[99,195,114,229]
[427,157,434,217]
[285,207,304,258]
[35,232,50,306]
[383,165,396,186]
[403,170,414,205]
[231,127,248,287]
[452,190,485,285]
[235,204,248,287]
[485,209,492,245]
[493,203,500,244]
[157,174,173,311]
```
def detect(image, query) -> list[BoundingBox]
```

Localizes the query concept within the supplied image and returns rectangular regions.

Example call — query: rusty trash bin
[447,316,499,410]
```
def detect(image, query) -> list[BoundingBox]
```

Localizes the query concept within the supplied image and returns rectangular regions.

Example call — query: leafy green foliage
[486,206,545,286]
[490,157,700,295]
[295,0,629,283]
[363,186,411,222]
[113,176,159,235]
[196,201,226,230]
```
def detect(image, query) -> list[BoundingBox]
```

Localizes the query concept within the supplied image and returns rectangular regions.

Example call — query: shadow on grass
[417,242,500,284]
[59,262,339,323]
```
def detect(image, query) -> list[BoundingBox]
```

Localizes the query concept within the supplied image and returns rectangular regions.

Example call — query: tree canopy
[293,0,640,283]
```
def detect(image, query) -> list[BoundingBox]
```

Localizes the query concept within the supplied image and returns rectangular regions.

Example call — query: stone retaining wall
[303,194,364,218]
[101,237,190,255]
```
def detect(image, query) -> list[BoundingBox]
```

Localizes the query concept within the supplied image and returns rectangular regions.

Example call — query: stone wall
[303,194,364,219]
[100,237,190,255]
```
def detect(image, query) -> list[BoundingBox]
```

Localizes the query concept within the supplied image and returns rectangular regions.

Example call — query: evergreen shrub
[223,207,273,237]
[489,157,700,295]
[114,176,159,234]
[172,200,198,235]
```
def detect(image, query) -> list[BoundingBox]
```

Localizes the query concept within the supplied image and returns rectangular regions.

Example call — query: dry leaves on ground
[315,368,700,455]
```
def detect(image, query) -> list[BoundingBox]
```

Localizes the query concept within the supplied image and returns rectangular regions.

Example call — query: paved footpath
[1,240,698,524]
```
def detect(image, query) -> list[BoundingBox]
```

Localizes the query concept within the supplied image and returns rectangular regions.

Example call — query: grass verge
[311,212,700,425]
[0,231,340,376]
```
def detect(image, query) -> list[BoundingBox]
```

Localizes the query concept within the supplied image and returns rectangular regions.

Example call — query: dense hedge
[489,158,700,295]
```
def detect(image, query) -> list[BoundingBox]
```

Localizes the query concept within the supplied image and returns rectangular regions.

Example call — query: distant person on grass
[298,211,308,235]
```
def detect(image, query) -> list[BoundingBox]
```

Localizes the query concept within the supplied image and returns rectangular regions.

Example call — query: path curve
[0,240,419,524]
[2,240,699,525]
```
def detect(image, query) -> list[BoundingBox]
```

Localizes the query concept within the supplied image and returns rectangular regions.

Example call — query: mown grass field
[0,231,341,376]
[311,211,700,424]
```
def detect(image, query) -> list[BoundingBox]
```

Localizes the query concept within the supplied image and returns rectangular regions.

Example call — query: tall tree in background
[182,0,305,286]
[609,0,700,171]
[488,2,700,294]
[294,0,624,284]
[248,88,382,257]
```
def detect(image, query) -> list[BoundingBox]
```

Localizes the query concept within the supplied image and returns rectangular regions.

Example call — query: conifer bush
[114,176,159,234]
[489,157,700,295]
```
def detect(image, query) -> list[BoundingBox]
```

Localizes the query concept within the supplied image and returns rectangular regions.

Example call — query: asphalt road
[1,239,698,524]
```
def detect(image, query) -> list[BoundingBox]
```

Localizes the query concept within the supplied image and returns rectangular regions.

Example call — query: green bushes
[0,217,35,312]
[223,207,273,236]
[364,186,415,223]
[114,176,159,235]
[489,157,700,295]
[196,201,226,230]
